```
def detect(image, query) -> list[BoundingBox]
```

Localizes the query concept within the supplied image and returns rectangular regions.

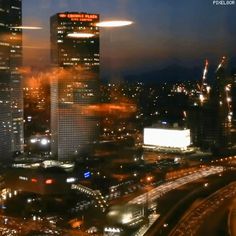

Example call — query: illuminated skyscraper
[50,12,100,160]
[0,0,24,159]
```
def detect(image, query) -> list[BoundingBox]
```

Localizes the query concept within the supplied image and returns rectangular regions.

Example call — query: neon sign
[59,13,98,22]
[84,171,91,179]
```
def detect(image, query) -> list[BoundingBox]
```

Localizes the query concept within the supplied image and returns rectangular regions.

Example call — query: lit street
[128,166,224,206]
[170,182,236,236]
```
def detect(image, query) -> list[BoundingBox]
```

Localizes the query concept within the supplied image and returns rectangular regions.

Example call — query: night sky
[22,0,236,75]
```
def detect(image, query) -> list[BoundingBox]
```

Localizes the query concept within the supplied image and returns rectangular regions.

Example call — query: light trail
[128,166,224,205]
[11,26,43,30]
[67,32,95,38]
[96,20,133,27]
[169,182,236,236]
[129,166,224,236]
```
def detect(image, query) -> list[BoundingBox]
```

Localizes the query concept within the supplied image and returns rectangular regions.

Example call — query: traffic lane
[145,170,236,236]
[196,197,233,236]
[129,166,224,205]
[169,182,236,236]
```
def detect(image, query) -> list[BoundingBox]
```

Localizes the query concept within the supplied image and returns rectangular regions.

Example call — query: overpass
[71,183,108,211]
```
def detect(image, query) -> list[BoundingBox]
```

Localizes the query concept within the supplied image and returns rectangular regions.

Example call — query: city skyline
[0,1,236,235]
[22,0,236,76]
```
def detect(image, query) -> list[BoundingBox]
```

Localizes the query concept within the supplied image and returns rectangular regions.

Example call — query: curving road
[169,182,236,236]
[129,166,224,206]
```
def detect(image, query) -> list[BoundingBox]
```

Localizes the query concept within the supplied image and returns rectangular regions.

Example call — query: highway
[196,197,232,236]
[229,198,236,236]
[169,182,236,236]
[127,165,224,236]
[128,166,224,206]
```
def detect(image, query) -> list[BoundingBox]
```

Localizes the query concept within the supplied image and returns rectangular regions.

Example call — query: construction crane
[216,56,226,73]
[198,59,209,104]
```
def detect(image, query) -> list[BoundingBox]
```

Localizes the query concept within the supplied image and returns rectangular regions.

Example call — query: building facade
[50,12,100,160]
[0,0,24,159]
[188,59,233,153]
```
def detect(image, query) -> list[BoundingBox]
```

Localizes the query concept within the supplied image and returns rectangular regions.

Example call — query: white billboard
[144,128,191,149]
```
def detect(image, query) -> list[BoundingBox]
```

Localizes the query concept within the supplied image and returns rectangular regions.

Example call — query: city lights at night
[0,0,236,235]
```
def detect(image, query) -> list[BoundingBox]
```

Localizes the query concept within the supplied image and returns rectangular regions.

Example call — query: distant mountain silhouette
[124,64,203,84]
[102,59,236,84]
[123,58,236,84]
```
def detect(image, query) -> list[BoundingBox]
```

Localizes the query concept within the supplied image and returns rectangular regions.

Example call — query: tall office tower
[50,12,100,160]
[0,0,24,159]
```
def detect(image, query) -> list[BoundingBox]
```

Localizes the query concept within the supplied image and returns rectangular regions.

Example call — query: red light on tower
[31,178,38,183]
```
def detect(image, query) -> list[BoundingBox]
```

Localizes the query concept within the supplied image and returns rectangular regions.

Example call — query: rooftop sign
[59,13,98,22]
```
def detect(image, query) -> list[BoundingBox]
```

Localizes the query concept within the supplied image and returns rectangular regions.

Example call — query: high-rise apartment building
[50,12,100,160]
[0,0,24,159]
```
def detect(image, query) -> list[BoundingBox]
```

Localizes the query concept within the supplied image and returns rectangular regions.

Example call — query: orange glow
[146,176,153,182]
[45,179,53,184]
[83,103,136,117]
[23,64,94,87]
[111,173,130,181]
[0,33,21,42]
[69,219,83,228]
[19,66,32,75]
[59,13,67,18]
[50,66,95,83]
[31,178,38,183]
[25,76,41,90]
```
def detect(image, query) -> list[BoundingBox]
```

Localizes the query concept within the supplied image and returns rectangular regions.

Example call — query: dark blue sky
[22,0,236,74]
